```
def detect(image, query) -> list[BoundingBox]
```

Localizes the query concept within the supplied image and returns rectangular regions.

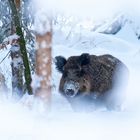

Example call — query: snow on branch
[3,34,19,44]
[0,34,19,50]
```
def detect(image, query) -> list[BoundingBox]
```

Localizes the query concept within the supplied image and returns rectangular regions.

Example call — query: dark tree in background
[8,0,32,98]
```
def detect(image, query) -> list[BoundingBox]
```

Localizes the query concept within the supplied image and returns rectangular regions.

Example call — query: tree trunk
[34,20,52,109]
[8,0,32,97]
[11,44,23,98]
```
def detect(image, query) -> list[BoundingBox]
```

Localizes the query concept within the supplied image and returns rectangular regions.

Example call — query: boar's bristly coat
[55,53,129,111]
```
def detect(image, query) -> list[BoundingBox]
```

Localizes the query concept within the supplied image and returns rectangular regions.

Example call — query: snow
[3,34,19,45]
[1,18,140,140]
[0,45,12,92]
[33,10,52,35]
[116,22,140,43]
[32,0,140,20]
[0,0,140,140]
[31,74,43,93]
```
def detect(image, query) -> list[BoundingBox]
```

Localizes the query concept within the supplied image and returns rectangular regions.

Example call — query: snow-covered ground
[1,0,140,136]
[0,17,140,140]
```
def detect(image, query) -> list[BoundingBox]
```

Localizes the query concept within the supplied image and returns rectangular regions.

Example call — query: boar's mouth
[64,80,80,98]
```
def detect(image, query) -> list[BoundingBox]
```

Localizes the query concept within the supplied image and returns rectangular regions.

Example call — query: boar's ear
[78,53,90,66]
[55,56,67,73]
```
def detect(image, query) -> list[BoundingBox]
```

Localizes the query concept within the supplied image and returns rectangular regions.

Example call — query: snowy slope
[94,14,126,34]
[0,16,140,140]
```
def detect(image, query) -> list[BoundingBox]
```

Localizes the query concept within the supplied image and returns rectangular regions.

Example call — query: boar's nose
[65,89,75,97]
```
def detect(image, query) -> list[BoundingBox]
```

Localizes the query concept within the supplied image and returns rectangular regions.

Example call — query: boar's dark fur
[55,53,129,111]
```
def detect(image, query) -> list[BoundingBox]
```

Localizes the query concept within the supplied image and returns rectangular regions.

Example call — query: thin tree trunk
[8,0,32,96]
[11,44,23,97]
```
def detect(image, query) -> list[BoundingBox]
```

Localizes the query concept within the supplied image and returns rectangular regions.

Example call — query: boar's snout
[65,89,75,97]
[64,80,80,98]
